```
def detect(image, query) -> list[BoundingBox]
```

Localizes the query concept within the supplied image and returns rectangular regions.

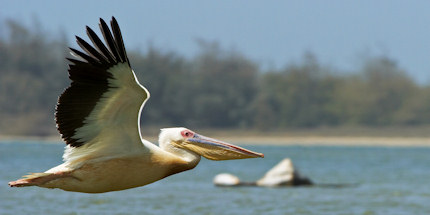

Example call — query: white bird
[8,17,264,193]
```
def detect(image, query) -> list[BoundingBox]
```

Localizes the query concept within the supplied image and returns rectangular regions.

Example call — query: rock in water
[257,158,313,187]
[256,158,295,187]
[213,173,241,186]
[213,158,313,187]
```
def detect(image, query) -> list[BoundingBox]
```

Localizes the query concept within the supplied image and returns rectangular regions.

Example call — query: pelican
[8,17,263,193]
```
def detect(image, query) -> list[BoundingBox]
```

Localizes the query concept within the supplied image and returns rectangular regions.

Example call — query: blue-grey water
[1,141,429,215]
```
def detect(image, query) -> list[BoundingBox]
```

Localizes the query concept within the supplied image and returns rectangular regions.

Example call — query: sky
[2,0,430,84]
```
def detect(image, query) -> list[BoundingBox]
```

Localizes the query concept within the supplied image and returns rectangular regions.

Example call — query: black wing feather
[76,36,109,64]
[111,17,130,66]
[56,17,130,147]
[68,48,101,66]
[86,26,115,63]
[99,18,122,62]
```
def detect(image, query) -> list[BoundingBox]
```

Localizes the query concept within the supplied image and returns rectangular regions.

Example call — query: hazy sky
[2,0,430,83]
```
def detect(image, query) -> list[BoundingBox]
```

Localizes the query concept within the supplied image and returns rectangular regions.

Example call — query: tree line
[1,19,430,136]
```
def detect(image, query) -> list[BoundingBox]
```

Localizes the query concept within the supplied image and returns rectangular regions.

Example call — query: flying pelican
[8,17,264,193]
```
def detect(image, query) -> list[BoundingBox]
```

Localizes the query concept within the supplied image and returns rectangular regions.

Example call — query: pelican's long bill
[183,134,264,160]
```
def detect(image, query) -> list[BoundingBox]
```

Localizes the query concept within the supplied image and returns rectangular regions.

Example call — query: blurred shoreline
[222,136,430,147]
[1,126,430,147]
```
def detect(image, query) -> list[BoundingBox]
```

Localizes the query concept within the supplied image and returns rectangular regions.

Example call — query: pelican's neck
[158,140,201,166]
[175,147,201,165]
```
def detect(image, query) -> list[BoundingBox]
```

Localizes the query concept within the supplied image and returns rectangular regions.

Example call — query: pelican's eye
[181,130,194,138]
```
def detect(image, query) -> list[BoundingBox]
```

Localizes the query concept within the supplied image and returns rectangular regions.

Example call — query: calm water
[0,141,429,215]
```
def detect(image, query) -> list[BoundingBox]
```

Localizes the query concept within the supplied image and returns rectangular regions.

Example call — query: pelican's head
[159,127,264,161]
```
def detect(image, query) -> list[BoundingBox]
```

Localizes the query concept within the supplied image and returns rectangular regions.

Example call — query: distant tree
[393,86,430,125]
[130,47,190,128]
[189,41,258,128]
[357,56,417,125]
[254,53,341,128]
[0,19,68,135]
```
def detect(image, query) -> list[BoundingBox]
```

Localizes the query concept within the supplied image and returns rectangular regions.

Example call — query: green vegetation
[1,19,430,136]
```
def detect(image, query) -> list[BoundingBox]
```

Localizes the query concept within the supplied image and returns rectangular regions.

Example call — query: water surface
[1,141,429,214]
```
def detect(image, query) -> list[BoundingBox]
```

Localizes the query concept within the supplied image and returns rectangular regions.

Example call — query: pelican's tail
[9,173,57,187]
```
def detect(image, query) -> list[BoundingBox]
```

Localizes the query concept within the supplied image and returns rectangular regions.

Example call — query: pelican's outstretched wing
[55,17,150,159]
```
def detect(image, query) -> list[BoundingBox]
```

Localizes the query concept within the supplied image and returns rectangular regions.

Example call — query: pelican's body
[40,145,195,193]
[8,17,263,193]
